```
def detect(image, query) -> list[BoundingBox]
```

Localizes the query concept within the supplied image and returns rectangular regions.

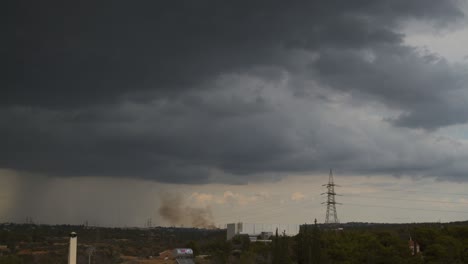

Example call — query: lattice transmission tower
[322,169,341,224]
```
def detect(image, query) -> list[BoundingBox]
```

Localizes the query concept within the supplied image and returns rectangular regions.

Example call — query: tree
[239,251,256,264]
[273,228,292,264]
[185,240,200,256]
[297,220,322,264]
[0,256,22,264]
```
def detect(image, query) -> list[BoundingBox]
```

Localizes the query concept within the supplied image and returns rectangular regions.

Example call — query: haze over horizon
[4,0,468,227]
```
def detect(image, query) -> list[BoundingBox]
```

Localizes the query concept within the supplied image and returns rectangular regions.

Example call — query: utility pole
[86,246,95,264]
[322,169,341,225]
[145,218,152,228]
[68,232,77,264]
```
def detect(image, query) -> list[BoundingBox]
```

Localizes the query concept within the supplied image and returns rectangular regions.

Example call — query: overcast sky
[3,0,468,226]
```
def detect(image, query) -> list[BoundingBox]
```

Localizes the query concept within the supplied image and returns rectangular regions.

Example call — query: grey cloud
[313,46,468,129]
[0,77,294,183]
[8,0,462,108]
[4,0,468,183]
[3,73,468,183]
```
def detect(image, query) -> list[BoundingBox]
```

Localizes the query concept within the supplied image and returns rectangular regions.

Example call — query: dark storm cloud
[9,0,462,107]
[0,91,294,183]
[4,0,468,183]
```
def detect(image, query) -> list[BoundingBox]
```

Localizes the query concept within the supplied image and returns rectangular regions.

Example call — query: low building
[172,248,193,259]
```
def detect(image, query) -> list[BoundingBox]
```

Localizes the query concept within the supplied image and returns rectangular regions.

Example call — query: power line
[227,203,323,223]
[214,197,321,222]
[213,195,300,220]
[210,182,468,225]
[383,188,468,197]
[214,196,468,224]
[345,194,468,205]
[211,192,324,220]
[344,202,468,214]
[339,185,468,197]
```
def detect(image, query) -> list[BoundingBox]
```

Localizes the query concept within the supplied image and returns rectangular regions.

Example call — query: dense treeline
[207,221,468,264]
[1,222,468,263]
[0,223,224,264]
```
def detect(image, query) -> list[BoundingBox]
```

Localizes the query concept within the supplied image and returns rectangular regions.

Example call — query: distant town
[1,220,468,263]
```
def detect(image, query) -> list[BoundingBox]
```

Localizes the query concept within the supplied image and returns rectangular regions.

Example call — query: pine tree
[273,228,293,264]
[298,219,322,264]
[311,219,322,264]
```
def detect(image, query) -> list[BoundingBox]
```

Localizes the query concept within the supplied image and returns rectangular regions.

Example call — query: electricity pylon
[322,169,341,224]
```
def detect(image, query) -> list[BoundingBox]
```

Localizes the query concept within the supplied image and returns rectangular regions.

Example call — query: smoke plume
[158,193,216,229]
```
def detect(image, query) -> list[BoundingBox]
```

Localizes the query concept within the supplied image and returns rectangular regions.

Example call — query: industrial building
[226,222,300,241]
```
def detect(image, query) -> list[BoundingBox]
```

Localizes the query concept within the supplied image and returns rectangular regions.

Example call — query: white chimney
[68,232,77,264]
